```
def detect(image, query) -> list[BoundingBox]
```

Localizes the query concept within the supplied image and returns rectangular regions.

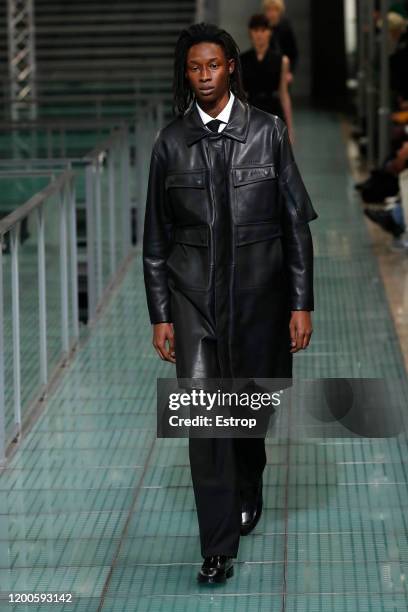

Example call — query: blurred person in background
[390,1,408,18]
[262,0,298,83]
[387,10,407,52]
[357,11,408,251]
[362,139,408,251]
[240,14,294,142]
[389,12,408,103]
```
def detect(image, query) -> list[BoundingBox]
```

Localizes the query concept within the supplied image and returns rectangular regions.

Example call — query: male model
[143,22,318,584]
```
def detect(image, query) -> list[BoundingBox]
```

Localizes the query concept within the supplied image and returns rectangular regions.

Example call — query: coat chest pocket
[232,164,279,223]
[165,170,207,225]
[165,224,211,291]
[235,221,285,290]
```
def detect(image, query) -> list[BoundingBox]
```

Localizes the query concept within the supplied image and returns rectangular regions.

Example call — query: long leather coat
[142,96,318,387]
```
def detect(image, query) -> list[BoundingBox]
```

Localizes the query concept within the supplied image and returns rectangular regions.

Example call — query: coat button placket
[207,133,234,380]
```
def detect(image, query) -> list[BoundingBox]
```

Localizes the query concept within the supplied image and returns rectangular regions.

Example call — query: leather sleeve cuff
[290,303,314,312]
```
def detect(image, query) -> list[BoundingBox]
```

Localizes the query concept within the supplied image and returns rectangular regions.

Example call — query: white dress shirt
[196,90,235,133]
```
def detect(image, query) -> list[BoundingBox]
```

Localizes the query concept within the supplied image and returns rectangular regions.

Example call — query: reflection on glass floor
[0,109,407,612]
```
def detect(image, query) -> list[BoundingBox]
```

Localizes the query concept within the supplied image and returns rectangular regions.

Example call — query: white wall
[218,0,261,55]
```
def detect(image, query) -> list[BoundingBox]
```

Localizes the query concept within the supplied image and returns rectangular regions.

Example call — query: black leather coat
[142,96,318,386]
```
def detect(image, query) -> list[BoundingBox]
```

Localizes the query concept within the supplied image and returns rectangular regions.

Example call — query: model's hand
[153,323,176,363]
[289,311,313,353]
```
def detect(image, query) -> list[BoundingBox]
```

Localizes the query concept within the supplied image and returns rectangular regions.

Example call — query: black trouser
[186,137,268,559]
[188,435,266,558]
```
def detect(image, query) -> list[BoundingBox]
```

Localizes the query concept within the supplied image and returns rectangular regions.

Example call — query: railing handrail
[0,72,172,82]
[0,103,159,130]
[0,170,62,177]
[0,159,80,167]
[82,128,124,163]
[0,102,162,466]
[0,118,125,130]
[0,170,75,237]
[0,92,168,104]
[0,127,128,237]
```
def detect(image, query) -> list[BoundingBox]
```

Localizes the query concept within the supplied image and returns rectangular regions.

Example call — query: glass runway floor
[0,109,407,611]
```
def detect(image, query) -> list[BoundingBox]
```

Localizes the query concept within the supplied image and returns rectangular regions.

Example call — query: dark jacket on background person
[142,96,318,388]
[270,17,299,72]
[390,27,408,99]
[240,46,284,119]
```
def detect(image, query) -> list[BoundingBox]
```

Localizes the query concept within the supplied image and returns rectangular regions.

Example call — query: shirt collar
[182,94,250,146]
[195,90,235,126]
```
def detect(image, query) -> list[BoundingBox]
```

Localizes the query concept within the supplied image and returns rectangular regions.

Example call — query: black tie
[206,119,223,133]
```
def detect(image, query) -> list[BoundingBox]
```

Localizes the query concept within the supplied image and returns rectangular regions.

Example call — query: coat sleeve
[276,121,318,311]
[142,142,174,324]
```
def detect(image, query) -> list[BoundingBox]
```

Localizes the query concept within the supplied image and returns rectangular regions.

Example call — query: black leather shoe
[240,482,263,536]
[197,555,234,584]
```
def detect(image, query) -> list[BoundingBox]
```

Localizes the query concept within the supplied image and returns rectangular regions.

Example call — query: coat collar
[182,95,250,146]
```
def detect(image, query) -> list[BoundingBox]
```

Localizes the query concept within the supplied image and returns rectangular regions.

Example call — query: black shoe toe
[197,555,234,584]
[240,482,263,536]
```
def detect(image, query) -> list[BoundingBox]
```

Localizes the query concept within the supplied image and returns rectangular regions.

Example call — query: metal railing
[83,125,132,321]
[0,102,162,465]
[0,124,134,322]
[0,91,170,121]
[0,170,77,465]
[0,118,122,159]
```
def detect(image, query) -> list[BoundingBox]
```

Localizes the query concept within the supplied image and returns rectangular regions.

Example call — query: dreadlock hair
[173,22,247,115]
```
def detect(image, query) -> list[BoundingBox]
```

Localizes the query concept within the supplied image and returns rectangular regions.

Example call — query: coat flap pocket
[236,221,282,246]
[165,170,205,190]
[232,165,276,187]
[174,224,209,247]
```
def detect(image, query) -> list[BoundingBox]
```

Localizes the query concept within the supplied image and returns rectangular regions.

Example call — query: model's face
[265,5,283,26]
[185,42,234,105]
[249,27,272,47]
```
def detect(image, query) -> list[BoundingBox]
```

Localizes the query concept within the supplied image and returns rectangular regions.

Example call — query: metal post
[68,177,79,340]
[148,104,154,138]
[59,186,69,356]
[10,225,21,431]
[30,124,38,160]
[134,115,144,246]
[356,0,367,131]
[366,0,377,167]
[108,147,116,277]
[60,128,66,158]
[156,100,164,134]
[46,128,52,159]
[120,127,131,254]
[95,159,103,302]
[195,0,205,21]
[378,0,390,164]
[0,239,6,464]
[143,108,154,205]
[37,204,47,387]
[85,164,96,323]
[7,0,37,121]
[195,0,219,22]
[135,115,143,203]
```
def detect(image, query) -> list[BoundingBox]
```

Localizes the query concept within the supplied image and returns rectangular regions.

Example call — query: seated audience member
[361,136,408,250]
[357,12,408,251]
